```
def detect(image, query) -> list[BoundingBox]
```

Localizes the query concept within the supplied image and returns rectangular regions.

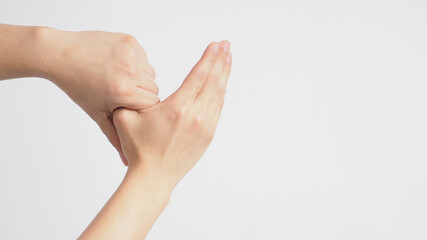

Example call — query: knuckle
[190,113,214,143]
[124,62,138,77]
[118,38,137,59]
[121,34,137,45]
[205,53,217,66]
[192,114,205,126]
[169,103,187,120]
[117,55,137,77]
[112,80,131,97]
[120,45,137,61]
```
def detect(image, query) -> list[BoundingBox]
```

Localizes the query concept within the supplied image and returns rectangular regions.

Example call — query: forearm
[79,166,173,240]
[0,24,49,80]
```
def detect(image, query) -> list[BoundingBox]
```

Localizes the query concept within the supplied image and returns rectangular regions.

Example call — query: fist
[39,28,160,165]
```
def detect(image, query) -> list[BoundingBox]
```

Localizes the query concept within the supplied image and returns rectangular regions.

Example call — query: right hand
[113,41,232,189]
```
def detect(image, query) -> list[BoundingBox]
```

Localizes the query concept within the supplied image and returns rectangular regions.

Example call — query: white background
[1,0,427,239]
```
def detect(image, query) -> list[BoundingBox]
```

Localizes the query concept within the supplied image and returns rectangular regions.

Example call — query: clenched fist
[37,28,160,165]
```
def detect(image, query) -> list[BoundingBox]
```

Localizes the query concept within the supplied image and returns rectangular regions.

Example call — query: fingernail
[221,41,230,53]
[212,42,220,55]
[226,52,232,63]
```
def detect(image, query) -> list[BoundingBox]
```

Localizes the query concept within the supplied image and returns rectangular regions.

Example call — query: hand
[79,41,231,240]
[39,28,160,165]
[113,40,232,189]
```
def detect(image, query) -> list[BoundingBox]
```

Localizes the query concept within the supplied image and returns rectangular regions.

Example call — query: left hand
[37,28,160,165]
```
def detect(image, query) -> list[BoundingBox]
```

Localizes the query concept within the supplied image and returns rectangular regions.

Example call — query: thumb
[98,116,128,166]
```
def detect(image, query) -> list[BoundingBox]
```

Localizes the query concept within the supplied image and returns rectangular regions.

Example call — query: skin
[0,23,232,238]
[79,41,232,239]
[0,24,160,165]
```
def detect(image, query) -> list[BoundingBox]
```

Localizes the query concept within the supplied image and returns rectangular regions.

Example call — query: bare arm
[79,41,232,239]
[79,168,172,239]
[0,24,45,80]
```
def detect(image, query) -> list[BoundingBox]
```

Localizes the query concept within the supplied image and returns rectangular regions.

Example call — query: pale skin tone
[0,23,160,165]
[1,23,232,239]
[81,41,231,239]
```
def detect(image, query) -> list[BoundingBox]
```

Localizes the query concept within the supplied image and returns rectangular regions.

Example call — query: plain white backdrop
[1,0,427,239]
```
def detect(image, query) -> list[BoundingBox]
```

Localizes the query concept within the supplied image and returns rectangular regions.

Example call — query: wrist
[30,26,66,81]
[125,165,175,204]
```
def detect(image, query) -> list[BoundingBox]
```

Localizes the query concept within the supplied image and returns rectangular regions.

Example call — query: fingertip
[177,42,221,96]
[207,41,220,55]
[154,95,161,104]
[220,40,230,53]
[226,52,232,64]
[144,91,161,105]
[122,89,160,112]
[138,72,159,95]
